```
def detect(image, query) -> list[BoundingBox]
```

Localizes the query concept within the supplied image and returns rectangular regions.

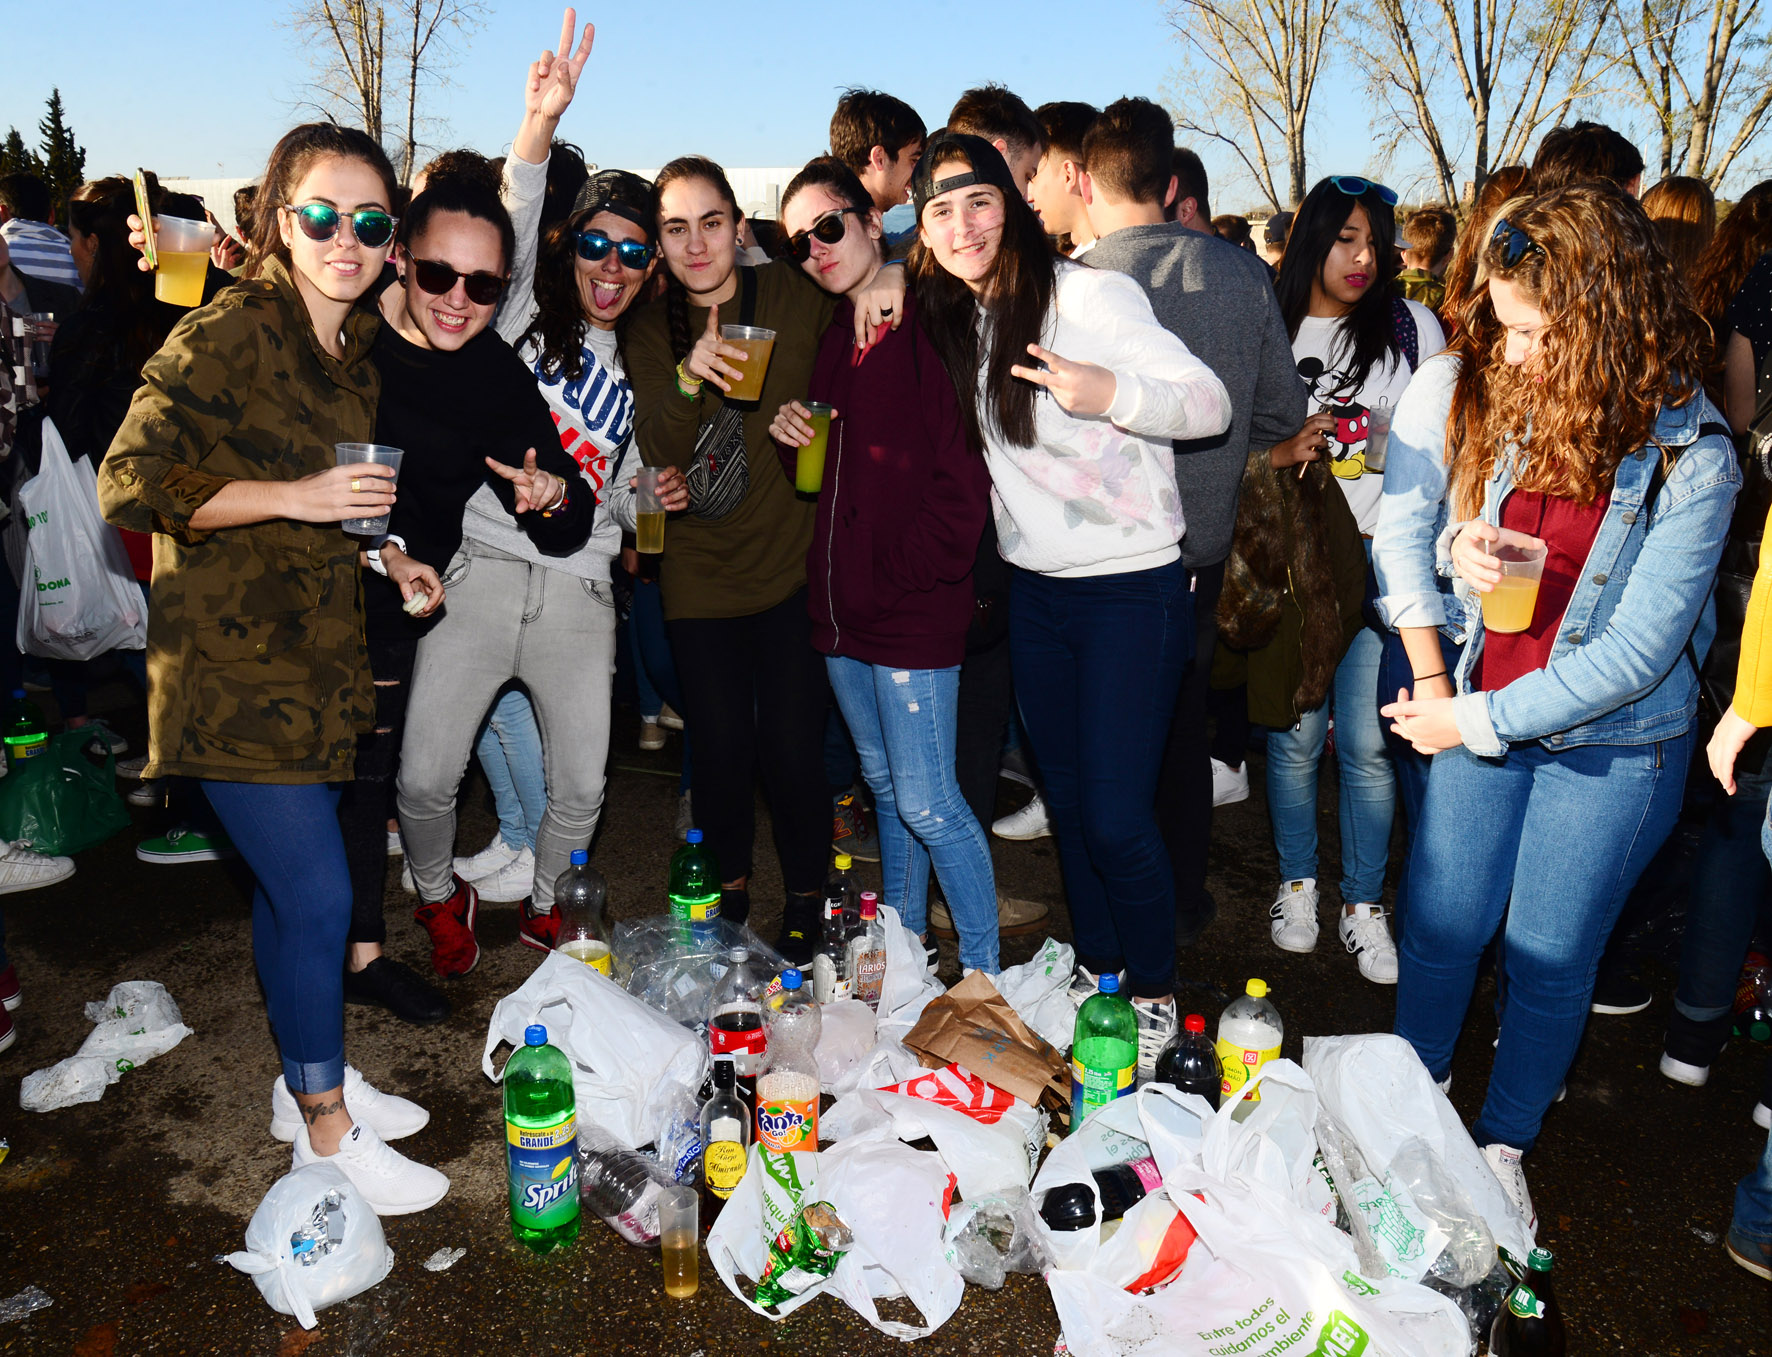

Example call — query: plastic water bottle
[1217,979,1283,1106]
[4,689,47,768]
[699,1055,751,1222]
[846,892,888,1013]
[757,969,821,1154]
[504,1024,581,1254]
[553,850,611,974]
[708,947,771,1115]
[668,830,721,941]
[1154,1013,1223,1107]
[1071,974,1138,1127]
[577,1124,667,1247]
[812,892,853,1004]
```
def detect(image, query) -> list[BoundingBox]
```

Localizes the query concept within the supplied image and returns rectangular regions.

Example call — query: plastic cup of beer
[1479,528,1547,635]
[796,402,833,496]
[635,466,667,554]
[334,443,404,536]
[150,215,216,308]
[659,1185,699,1298]
[1364,398,1392,473]
[720,324,777,403]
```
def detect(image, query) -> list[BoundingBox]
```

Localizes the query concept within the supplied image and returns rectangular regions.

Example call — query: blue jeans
[200,781,350,1094]
[1377,627,1463,943]
[826,656,997,971]
[1265,624,1395,902]
[1009,560,1191,998]
[1394,728,1693,1152]
[1673,762,1772,1026]
[1735,1125,1772,1245]
[475,688,547,855]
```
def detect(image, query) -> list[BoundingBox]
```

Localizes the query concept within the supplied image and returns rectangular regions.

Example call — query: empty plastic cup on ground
[334,444,404,536]
[150,216,217,308]
[1479,528,1547,635]
[720,325,777,402]
[659,1185,699,1297]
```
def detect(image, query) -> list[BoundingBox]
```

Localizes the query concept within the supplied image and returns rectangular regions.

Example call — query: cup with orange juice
[1479,528,1548,634]
[720,324,776,402]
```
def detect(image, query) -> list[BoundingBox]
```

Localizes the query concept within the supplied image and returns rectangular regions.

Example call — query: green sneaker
[135,826,236,865]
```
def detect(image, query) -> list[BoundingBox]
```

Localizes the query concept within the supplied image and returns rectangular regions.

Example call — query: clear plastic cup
[796,402,833,495]
[334,443,404,536]
[1479,528,1548,635]
[720,324,777,402]
[150,215,217,308]
[635,466,666,554]
[659,1184,699,1297]
[1364,398,1392,473]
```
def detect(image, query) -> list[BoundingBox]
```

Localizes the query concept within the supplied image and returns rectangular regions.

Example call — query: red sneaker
[0,1005,14,1054]
[0,963,19,1012]
[518,898,560,953]
[413,876,480,978]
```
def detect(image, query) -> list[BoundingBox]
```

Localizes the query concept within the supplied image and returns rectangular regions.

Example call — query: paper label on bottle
[756,1072,819,1152]
[1216,1039,1281,1102]
[851,945,886,1008]
[507,1114,579,1229]
[705,1139,747,1199]
[1071,1054,1135,1120]
[709,1007,768,1078]
[670,892,721,923]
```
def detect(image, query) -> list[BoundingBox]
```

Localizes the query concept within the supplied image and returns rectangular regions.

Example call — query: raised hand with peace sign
[1007,342,1119,418]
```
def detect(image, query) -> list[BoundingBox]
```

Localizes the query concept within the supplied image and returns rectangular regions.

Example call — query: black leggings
[667,589,830,896]
[339,619,416,947]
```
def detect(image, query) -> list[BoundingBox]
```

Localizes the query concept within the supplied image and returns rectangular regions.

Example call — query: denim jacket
[1373,355,1470,639]
[1439,392,1739,757]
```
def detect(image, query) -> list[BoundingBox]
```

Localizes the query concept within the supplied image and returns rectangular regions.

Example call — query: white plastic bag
[482,951,706,1149]
[825,1036,925,1098]
[225,1162,393,1328]
[873,903,944,1035]
[1198,1058,1335,1219]
[20,981,194,1112]
[14,417,146,661]
[1303,1033,1536,1262]
[822,1080,1043,1198]
[996,938,1078,1051]
[813,998,877,1087]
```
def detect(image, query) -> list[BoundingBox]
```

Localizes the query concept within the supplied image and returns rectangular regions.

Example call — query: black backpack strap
[1391,295,1420,372]
[737,265,758,327]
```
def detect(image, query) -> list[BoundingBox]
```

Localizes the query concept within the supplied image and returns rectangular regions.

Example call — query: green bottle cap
[1527,1246,1553,1271]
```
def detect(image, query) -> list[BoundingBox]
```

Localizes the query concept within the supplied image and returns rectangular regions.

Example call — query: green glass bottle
[4,689,47,768]
[1071,974,1138,1127]
[504,1023,581,1254]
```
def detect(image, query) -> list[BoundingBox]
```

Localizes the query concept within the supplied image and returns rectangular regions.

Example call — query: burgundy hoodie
[779,293,990,669]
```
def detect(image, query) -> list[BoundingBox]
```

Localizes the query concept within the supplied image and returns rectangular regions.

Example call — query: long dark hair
[907,147,1055,449]
[1276,177,1403,391]
[246,123,398,279]
[64,177,167,370]
[652,155,739,363]
[780,156,878,252]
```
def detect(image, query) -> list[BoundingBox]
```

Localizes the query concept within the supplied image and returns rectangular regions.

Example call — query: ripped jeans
[825,656,998,972]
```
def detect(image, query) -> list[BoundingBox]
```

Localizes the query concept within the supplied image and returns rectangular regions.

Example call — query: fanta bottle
[756,969,820,1154]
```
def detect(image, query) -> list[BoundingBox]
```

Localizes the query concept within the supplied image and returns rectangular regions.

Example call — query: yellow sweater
[1737,501,1772,725]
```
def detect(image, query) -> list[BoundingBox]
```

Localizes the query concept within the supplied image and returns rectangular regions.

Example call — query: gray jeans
[397,539,616,905]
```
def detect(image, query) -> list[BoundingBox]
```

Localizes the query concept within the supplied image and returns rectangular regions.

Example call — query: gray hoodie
[1084,223,1307,568]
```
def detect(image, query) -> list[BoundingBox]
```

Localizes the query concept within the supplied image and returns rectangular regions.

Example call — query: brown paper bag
[902,970,1068,1108]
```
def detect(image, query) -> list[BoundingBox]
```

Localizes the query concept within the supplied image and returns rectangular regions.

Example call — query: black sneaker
[776,893,819,968]
[1590,971,1653,1015]
[922,932,939,976]
[721,888,751,929]
[344,956,451,1025]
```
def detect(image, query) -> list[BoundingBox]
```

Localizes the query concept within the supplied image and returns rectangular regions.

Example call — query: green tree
[0,128,44,181]
[36,89,86,210]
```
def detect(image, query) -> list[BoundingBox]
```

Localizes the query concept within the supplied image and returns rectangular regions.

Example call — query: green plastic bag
[0,729,130,855]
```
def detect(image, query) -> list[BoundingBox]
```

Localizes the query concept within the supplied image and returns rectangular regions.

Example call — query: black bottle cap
[1038,1183,1099,1232]
[712,1055,736,1089]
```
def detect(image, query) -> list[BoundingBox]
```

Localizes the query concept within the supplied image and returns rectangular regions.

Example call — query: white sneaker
[993,793,1051,841]
[475,845,537,903]
[638,719,666,752]
[1338,904,1399,984]
[1481,1141,1536,1231]
[270,1065,430,1143]
[1066,964,1126,1011]
[1131,997,1178,1085]
[291,1120,449,1216]
[1659,1052,1710,1087]
[386,827,403,856]
[1269,878,1320,953]
[1756,1102,1771,1130]
[1210,758,1249,807]
[452,836,520,884]
[399,861,416,894]
[0,840,74,895]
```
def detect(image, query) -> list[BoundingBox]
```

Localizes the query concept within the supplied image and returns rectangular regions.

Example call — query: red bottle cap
[1184,1014,1206,1033]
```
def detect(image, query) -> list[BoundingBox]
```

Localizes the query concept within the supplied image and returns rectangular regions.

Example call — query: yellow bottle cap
[1246,979,1269,998]
[834,854,853,870]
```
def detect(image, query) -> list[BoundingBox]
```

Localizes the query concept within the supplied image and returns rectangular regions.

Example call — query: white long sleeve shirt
[980,262,1233,577]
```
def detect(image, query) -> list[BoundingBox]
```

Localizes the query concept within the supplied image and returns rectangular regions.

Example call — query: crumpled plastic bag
[814,999,877,1087]
[996,938,1078,1052]
[942,1186,1050,1289]
[20,981,193,1112]
[822,1080,1045,1198]
[225,1162,393,1328]
[825,1037,925,1099]
[611,916,786,1033]
[873,903,945,1036]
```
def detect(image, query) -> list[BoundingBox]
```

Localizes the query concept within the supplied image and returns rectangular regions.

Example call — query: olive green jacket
[97,256,380,784]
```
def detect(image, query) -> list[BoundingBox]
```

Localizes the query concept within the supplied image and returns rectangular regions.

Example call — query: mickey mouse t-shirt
[1291,299,1445,534]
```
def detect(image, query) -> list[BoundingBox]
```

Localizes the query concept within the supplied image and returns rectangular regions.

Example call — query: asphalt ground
[1,686,1770,1355]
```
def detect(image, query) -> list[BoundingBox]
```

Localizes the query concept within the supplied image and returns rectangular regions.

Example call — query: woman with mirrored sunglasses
[395,12,688,957]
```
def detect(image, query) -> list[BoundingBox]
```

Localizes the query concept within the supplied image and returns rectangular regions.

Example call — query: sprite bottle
[4,689,47,768]
[504,1023,581,1254]
[1070,973,1137,1127]
[668,830,722,942]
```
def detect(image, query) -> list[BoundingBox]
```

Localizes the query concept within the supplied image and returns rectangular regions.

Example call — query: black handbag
[685,266,758,521]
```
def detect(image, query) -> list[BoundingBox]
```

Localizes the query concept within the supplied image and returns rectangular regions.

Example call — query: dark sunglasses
[403,251,507,305]
[283,202,398,249]
[1489,218,1542,269]
[787,207,863,263]
[574,229,656,270]
[1329,175,1400,207]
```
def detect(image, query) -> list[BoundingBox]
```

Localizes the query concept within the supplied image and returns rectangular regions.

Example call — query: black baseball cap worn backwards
[572,169,655,241]
[912,131,1020,220]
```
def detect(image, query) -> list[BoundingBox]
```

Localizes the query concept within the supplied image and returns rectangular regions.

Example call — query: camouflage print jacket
[97,255,380,784]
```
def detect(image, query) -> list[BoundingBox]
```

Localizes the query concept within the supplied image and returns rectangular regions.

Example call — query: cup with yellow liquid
[795,402,833,496]
[1479,528,1548,634]
[659,1185,699,1297]
[150,215,217,308]
[635,466,667,554]
[720,324,776,403]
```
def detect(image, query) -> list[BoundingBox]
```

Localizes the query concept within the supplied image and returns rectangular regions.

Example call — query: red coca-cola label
[709,1007,767,1077]
[883,1063,1017,1124]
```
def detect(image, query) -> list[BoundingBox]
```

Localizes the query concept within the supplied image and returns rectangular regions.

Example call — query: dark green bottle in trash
[504,1024,581,1254]
[4,689,46,768]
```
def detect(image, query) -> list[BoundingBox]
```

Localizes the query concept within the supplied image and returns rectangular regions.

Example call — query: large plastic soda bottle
[668,830,722,940]
[1217,979,1283,1105]
[757,968,821,1154]
[4,689,47,768]
[578,1124,667,1246]
[504,1023,581,1254]
[846,892,888,1013]
[553,850,611,974]
[1153,1013,1223,1107]
[1070,974,1138,1127]
[698,1054,751,1222]
[708,947,771,1115]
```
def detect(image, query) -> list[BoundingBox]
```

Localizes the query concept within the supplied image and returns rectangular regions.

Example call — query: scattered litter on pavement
[18,981,193,1112]
[422,1247,466,1272]
[1692,1226,1720,1245]
[0,1286,52,1323]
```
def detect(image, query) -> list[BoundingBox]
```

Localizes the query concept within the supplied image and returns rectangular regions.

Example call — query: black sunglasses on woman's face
[403,250,506,305]
[786,207,863,263]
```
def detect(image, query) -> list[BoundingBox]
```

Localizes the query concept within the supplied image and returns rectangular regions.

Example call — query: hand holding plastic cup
[720,325,777,403]
[335,443,405,535]
[659,1185,698,1297]
[796,402,834,495]
[149,215,218,308]
[635,466,667,554]
[1478,527,1547,634]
